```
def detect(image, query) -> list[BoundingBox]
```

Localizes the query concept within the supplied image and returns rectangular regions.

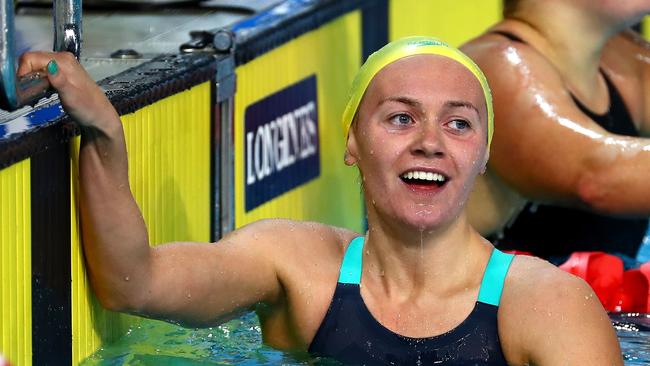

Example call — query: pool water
[82,235,650,365]
[81,311,649,365]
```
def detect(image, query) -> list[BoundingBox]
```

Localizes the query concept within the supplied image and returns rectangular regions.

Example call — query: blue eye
[390,114,413,125]
[448,119,470,131]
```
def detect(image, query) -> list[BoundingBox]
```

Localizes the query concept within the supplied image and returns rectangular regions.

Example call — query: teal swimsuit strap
[338,236,365,284]
[477,248,515,306]
[337,238,515,305]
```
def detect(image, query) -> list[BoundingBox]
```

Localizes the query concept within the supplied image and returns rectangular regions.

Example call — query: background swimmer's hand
[18,51,120,132]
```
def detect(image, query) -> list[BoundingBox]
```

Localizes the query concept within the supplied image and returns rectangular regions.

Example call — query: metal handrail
[0,0,82,111]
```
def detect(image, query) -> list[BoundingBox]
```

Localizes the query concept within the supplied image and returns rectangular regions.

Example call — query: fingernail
[47,60,58,75]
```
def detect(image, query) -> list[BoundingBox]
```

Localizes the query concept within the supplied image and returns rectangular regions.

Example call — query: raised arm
[462,38,650,216]
[18,52,288,327]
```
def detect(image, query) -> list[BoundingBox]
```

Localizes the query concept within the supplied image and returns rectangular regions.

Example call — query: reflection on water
[81,312,306,366]
[612,313,650,365]
[82,312,649,365]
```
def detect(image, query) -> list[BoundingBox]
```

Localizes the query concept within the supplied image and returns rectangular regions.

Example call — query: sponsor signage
[244,75,320,211]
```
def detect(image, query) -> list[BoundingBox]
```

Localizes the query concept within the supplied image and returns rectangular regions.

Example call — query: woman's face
[347,55,489,232]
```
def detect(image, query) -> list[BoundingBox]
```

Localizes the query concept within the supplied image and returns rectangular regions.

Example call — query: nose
[411,122,446,157]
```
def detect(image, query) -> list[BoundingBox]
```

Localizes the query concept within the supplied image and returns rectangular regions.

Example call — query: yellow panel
[0,159,32,366]
[389,0,502,46]
[643,16,650,40]
[234,11,365,231]
[71,82,212,364]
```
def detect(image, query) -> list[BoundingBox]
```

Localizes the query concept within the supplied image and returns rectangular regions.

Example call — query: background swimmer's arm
[16,52,294,327]
[500,259,623,365]
[462,40,650,216]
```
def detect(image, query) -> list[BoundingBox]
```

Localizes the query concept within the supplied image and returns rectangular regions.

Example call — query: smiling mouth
[400,170,448,188]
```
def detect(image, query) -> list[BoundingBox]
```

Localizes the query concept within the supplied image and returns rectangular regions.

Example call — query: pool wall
[0,0,589,365]
[0,1,380,364]
[0,54,217,366]
[233,10,364,230]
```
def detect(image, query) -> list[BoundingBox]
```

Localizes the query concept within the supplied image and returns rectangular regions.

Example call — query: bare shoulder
[499,255,622,365]
[604,29,650,68]
[602,30,650,89]
[502,255,597,311]
[462,29,566,92]
[223,218,360,264]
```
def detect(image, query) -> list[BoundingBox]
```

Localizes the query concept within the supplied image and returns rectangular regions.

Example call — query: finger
[45,58,76,98]
[17,51,58,76]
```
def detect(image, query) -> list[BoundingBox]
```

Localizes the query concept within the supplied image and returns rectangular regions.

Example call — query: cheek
[452,144,487,175]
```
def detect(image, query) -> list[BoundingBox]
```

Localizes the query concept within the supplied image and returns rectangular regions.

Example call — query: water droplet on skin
[420,229,424,259]
[371,199,376,205]
[124,276,130,282]
[186,293,192,299]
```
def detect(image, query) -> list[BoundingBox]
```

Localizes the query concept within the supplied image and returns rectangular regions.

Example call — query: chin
[394,210,460,233]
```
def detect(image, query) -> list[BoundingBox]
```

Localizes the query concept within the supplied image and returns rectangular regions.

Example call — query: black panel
[361,0,388,61]
[31,141,72,365]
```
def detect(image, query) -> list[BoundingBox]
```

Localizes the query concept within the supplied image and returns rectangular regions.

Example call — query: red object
[608,269,649,313]
[501,250,534,256]
[558,252,624,311]
[639,262,650,312]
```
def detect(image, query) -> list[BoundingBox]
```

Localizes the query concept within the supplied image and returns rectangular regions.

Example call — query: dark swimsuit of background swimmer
[489,30,649,261]
[309,236,513,365]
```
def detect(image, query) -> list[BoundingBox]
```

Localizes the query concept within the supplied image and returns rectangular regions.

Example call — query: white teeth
[401,171,447,182]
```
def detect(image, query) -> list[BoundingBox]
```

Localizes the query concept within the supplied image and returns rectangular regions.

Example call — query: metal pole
[54,0,82,58]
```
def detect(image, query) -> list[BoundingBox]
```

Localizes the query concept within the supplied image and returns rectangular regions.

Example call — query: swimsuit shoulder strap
[477,248,515,306]
[338,236,365,284]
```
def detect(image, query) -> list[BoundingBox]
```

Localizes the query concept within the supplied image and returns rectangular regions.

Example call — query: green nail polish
[47,60,58,75]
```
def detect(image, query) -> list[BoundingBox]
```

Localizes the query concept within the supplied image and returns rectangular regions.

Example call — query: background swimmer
[462,0,650,260]
[17,37,622,364]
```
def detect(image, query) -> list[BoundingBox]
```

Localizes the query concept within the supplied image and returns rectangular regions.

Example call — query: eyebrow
[378,97,480,116]
[378,96,423,108]
[444,100,480,116]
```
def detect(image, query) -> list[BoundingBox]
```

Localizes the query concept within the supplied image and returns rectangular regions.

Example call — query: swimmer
[18,37,622,364]
[462,0,650,260]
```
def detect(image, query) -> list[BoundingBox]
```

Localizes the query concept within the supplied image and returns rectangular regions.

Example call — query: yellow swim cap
[342,36,494,149]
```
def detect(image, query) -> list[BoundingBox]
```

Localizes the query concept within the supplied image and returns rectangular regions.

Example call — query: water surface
[82,312,650,365]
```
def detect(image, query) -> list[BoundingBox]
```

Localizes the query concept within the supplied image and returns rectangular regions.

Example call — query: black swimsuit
[309,237,514,365]
[491,31,649,259]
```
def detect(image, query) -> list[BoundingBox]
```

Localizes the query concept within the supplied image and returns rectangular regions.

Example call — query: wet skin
[16,47,622,365]
[346,55,489,239]
[462,1,650,235]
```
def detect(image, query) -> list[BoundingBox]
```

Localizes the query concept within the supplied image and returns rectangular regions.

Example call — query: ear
[344,125,360,166]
